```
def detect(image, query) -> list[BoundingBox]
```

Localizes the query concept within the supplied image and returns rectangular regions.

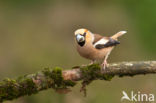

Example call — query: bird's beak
[76,34,85,42]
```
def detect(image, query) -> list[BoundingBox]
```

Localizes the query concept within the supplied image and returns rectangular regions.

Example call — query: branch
[0,61,156,102]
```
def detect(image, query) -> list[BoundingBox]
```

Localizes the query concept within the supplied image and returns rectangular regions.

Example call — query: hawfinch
[74,28,126,70]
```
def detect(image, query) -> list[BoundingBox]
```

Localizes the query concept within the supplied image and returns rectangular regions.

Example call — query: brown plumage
[74,28,126,70]
[92,34,103,44]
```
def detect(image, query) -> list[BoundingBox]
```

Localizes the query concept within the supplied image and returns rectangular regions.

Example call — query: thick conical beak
[76,34,85,42]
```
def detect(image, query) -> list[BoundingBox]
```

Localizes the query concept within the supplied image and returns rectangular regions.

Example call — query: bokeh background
[0,0,156,103]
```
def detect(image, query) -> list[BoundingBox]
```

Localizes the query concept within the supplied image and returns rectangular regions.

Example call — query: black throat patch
[78,41,85,47]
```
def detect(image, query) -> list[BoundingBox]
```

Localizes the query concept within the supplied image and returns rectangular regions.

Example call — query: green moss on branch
[79,64,114,96]
[0,61,155,102]
[80,64,114,81]
[0,67,76,102]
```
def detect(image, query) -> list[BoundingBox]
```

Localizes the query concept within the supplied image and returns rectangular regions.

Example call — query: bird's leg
[101,59,108,70]
[101,54,109,71]
[89,60,95,65]
[79,60,95,68]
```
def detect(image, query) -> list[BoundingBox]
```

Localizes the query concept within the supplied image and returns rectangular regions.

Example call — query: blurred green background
[0,0,156,103]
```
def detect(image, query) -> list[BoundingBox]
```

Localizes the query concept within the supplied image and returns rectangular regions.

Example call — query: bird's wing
[94,37,120,49]
[92,34,103,44]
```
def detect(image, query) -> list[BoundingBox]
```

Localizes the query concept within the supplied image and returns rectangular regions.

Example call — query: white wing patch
[93,38,109,47]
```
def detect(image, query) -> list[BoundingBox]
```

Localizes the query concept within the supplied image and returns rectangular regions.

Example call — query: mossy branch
[0,61,156,102]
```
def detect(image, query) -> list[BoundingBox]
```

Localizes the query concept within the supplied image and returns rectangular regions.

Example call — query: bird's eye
[83,32,86,36]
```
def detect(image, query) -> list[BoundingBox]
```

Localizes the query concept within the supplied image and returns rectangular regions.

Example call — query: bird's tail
[111,31,127,40]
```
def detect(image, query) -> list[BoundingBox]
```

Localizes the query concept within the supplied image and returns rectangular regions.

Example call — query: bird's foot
[89,61,95,65]
[101,60,108,71]
[72,64,87,69]
[80,61,95,67]
[72,61,95,69]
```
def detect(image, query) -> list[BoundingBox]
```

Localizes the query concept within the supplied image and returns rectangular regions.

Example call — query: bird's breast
[76,43,113,60]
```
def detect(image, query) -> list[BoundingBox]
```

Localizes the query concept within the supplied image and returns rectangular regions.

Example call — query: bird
[74,28,126,70]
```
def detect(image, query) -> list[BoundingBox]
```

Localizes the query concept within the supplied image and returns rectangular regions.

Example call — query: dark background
[0,0,156,103]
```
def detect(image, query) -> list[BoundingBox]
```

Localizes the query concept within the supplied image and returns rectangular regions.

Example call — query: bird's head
[74,28,94,47]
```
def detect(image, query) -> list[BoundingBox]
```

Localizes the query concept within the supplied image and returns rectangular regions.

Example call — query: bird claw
[72,61,95,69]
[101,61,108,71]
[89,60,96,65]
